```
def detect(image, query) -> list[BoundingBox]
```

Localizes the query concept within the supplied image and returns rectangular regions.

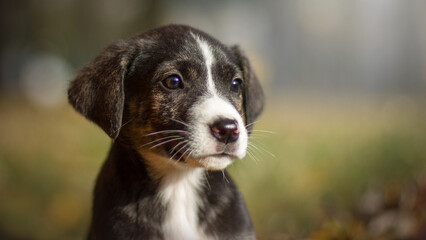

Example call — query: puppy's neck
[140,151,208,239]
[140,150,205,180]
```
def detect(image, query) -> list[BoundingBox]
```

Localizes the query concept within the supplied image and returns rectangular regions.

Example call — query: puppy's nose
[210,119,239,143]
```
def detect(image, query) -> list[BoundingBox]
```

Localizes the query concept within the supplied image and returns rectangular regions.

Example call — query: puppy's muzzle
[209,118,239,144]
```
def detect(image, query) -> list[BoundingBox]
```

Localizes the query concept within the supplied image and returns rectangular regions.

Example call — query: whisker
[168,141,190,161]
[169,118,190,128]
[169,140,189,154]
[120,117,135,130]
[247,142,263,156]
[246,148,260,164]
[173,143,190,162]
[185,149,195,163]
[250,129,277,134]
[248,133,273,139]
[248,142,273,160]
[111,117,135,137]
[221,170,229,183]
[168,141,190,165]
[249,139,276,158]
[245,120,260,128]
[177,145,192,162]
[203,171,211,191]
[144,129,187,136]
[141,135,183,147]
[248,139,277,158]
[149,137,184,149]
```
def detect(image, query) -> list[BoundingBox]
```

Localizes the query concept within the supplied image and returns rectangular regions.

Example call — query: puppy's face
[68,25,264,171]
[126,32,248,170]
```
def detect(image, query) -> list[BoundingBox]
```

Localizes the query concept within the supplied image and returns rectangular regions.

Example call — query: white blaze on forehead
[192,33,217,95]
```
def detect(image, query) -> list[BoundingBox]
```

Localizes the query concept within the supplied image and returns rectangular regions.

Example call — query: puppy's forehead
[139,26,233,66]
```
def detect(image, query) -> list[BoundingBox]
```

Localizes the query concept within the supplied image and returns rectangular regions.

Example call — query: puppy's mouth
[169,149,238,162]
[187,152,236,170]
[197,152,238,159]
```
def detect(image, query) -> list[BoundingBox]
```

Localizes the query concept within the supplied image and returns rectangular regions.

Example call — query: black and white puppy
[68,25,264,240]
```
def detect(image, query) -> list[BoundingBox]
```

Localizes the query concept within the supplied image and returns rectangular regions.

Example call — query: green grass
[0,95,425,239]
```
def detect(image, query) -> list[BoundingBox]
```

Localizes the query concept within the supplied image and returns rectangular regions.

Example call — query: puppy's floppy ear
[231,46,264,131]
[68,40,136,139]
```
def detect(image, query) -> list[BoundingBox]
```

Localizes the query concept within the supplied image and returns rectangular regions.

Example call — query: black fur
[68,25,264,240]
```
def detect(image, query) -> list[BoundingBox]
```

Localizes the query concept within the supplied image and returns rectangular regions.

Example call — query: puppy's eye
[230,78,243,94]
[162,75,183,89]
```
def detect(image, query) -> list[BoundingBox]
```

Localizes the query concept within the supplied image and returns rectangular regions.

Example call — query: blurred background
[1,0,425,239]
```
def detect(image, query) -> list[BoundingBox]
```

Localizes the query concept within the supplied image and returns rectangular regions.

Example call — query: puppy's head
[68,25,264,170]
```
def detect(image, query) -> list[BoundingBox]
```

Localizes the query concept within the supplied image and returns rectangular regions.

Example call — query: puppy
[68,25,264,240]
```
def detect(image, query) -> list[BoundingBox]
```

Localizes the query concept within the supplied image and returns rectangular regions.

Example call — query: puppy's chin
[186,156,234,170]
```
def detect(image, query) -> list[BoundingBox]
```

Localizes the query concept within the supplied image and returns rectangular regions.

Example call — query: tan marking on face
[152,91,165,114]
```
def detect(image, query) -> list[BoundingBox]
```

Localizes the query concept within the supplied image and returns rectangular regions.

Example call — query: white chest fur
[157,167,208,240]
